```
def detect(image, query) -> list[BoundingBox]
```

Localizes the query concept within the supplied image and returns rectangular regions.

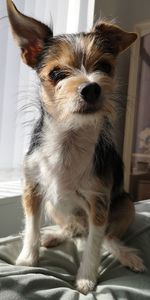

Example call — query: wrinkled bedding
[0,200,150,300]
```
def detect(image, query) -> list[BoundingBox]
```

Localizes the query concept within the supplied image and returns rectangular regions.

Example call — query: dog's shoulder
[27,113,44,156]
[93,123,124,198]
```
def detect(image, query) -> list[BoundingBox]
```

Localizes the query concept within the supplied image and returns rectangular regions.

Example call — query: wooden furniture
[123,22,150,201]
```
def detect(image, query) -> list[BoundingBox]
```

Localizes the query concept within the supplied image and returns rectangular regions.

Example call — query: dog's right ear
[7,0,53,68]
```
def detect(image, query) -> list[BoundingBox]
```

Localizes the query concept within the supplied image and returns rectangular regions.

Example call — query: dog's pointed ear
[92,21,137,55]
[7,0,53,67]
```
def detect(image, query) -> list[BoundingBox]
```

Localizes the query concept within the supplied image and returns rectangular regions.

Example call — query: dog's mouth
[74,101,102,115]
[78,106,100,114]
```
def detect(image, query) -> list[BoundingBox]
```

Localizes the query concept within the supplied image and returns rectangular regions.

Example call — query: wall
[94,0,150,152]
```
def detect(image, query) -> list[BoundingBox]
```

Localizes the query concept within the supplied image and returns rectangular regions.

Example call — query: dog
[7,0,145,294]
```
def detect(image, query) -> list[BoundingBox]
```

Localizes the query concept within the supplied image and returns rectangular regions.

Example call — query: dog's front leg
[76,195,108,294]
[16,183,42,266]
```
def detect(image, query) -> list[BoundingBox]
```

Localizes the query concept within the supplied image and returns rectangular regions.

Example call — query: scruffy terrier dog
[7,0,145,294]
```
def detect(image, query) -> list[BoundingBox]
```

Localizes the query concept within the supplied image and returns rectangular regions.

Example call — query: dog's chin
[67,107,103,129]
[56,102,103,129]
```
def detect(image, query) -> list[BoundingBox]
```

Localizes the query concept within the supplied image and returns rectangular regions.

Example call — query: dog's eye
[95,61,112,74]
[49,67,68,83]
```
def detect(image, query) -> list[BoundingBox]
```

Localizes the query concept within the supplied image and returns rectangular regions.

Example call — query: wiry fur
[7,0,145,295]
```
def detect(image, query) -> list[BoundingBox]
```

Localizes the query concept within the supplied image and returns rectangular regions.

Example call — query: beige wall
[94,0,150,152]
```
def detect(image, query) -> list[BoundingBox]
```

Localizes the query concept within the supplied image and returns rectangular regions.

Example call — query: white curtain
[0,0,95,174]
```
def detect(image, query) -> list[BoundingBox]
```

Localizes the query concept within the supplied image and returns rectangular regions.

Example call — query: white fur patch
[16,214,41,266]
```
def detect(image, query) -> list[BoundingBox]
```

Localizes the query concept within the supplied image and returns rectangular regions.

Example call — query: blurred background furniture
[123,22,150,201]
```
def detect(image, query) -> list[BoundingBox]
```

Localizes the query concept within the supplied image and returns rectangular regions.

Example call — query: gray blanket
[0,200,150,299]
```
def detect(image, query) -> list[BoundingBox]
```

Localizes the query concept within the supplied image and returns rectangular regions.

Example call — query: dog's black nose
[79,82,101,103]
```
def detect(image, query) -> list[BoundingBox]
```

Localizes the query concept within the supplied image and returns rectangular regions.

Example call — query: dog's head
[7,0,137,129]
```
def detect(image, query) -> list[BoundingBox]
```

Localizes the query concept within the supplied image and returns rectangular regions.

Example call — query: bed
[0,200,150,300]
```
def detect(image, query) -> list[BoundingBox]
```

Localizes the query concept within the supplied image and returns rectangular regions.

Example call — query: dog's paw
[41,233,64,248]
[76,279,95,294]
[16,251,39,267]
[120,252,146,272]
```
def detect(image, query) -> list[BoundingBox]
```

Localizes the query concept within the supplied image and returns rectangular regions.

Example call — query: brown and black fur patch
[36,33,116,77]
[90,195,108,226]
[23,184,41,215]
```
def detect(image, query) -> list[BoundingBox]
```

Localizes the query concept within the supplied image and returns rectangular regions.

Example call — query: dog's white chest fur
[28,121,100,214]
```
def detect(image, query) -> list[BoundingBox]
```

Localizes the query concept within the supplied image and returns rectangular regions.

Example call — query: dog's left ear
[7,0,53,67]
[92,21,137,55]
